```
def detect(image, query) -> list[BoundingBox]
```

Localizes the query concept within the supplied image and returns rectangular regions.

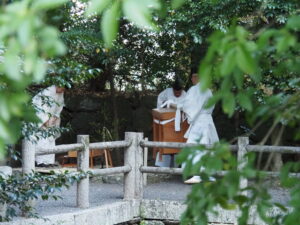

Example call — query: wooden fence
[22,132,300,209]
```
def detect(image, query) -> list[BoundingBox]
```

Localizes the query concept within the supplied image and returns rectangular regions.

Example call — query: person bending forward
[33,85,65,167]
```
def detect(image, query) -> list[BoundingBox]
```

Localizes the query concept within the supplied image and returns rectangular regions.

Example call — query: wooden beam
[90,166,131,176]
[36,143,83,155]
[247,145,300,154]
[89,141,131,150]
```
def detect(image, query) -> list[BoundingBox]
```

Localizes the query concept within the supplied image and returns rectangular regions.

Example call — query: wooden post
[238,137,249,195]
[143,137,148,186]
[21,139,36,214]
[124,132,144,200]
[22,139,35,174]
[77,135,89,208]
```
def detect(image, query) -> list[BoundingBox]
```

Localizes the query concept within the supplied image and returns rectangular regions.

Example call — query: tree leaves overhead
[171,0,186,9]
[101,0,121,47]
[123,0,157,30]
[86,0,162,47]
[85,0,111,16]
[236,44,256,75]
[32,0,68,11]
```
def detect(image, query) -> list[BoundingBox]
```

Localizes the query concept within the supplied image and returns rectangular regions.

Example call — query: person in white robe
[157,79,186,108]
[155,79,186,167]
[32,85,65,166]
[167,73,219,183]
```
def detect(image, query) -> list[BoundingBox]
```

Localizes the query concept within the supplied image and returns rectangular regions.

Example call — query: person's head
[56,86,65,94]
[172,78,184,97]
[191,73,199,85]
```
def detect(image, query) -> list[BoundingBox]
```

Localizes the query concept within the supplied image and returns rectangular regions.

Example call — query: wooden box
[152,108,188,158]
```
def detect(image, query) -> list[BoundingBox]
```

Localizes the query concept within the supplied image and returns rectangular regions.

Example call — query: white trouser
[184,114,219,166]
[35,137,55,165]
[155,153,172,167]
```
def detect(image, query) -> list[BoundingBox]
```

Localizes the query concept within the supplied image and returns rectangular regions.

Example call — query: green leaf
[101,0,121,48]
[233,71,243,89]
[145,0,161,10]
[276,34,296,53]
[205,93,221,109]
[4,49,21,81]
[171,0,186,9]
[0,97,10,121]
[17,19,32,48]
[85,0,111,16]
[220,48,236,76]
[236,44,256,74]
[123,0,156,30]
[222,92,235,117]
[235,26,248,41]
[32,0,68,11]
[237,92,252,111]
[257,29,276,50]
[286,15,300,31]
[0,120,11,141]
[216,196,237,210]
[233,195,248,205]
[198,64,212,90]
[274,203,287,212]
[33,59,47,82]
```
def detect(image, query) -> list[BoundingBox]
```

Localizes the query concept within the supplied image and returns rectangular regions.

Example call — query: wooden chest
[152,108,188,159]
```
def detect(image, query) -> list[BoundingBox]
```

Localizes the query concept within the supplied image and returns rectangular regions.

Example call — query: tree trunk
[108,66,121,165]
[270,126,283,171]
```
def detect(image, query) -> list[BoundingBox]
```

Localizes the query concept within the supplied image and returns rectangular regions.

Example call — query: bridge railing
[22,133,135,209]
[21,132,300,211]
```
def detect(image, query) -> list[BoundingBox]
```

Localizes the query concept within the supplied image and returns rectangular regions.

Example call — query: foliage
[178,142,300,225]
[0,170,89,221]
[0,0,300,224]
[176,5,300,225]
[199,15,300,131]
[0,0,67,159]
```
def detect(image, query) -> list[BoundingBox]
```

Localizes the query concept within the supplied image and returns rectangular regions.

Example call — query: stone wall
[59,93,157,144]
[58,92,239,145]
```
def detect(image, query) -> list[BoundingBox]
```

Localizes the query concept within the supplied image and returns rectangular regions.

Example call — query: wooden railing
[22,132,300,209]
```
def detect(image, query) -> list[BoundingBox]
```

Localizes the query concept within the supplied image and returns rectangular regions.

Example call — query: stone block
[141,220,164,225]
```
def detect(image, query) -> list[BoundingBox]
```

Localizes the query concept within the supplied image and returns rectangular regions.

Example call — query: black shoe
[48,163,59,168]
[35,163,48,167]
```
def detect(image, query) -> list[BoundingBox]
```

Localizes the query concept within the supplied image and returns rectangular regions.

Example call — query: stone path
[35,175,290,217]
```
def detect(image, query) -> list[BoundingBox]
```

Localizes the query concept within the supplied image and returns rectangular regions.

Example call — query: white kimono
[155,88,186,167]
[157,88,186,108]
[180,83,219,165]
[32,86,64,165]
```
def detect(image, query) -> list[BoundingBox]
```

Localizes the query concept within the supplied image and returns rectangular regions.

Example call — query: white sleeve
[157,89,168,108]
[32,88,52,127]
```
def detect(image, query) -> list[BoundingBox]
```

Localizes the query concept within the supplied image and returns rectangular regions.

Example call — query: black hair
[172,78,183,91]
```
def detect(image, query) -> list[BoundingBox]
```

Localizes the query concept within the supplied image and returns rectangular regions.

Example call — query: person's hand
[42,120,50,128]
[48,116,58,127]
[160,99,175,108]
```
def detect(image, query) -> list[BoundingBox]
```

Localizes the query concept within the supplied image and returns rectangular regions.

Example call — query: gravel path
[35,175,290,216]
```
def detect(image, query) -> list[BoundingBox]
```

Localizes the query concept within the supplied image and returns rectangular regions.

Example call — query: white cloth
[155,88,187,167]
[157,88,186,108]
[32,86,64,165]
[155,153,172,167]
[181,83,219,165]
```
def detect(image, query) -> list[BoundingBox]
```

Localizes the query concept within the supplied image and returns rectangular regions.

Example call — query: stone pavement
[35,174,290,217]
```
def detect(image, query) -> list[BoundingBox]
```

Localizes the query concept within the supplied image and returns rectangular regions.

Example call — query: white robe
[155,88,186,167]
[180,83,219,165]
[32,85,64,165]
[157,88,186,108]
